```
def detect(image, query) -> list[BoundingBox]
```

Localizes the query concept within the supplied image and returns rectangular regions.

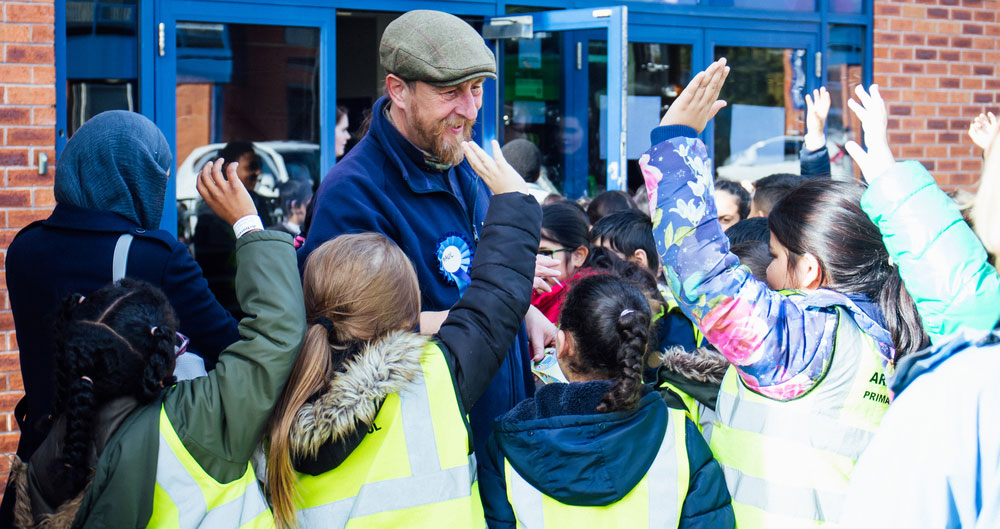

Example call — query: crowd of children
[4,39,1000,529]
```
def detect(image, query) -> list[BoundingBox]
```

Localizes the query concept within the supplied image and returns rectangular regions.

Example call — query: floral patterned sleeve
[640,135,838,400]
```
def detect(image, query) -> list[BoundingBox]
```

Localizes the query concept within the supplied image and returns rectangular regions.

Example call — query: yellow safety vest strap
[150,405,271,529]
[722,464,844,525]
[505,408,688,529]
[714,388,876,460]
[296,346,476,527]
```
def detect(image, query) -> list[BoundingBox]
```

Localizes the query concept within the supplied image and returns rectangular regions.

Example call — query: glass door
[153,1,336,235]
[705,30,818,183]
[487,7,627,198]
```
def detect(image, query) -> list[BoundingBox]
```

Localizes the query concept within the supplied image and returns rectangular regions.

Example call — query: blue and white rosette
[436,233,473,293]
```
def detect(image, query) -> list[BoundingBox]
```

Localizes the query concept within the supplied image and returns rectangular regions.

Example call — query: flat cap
[380,10,496,87]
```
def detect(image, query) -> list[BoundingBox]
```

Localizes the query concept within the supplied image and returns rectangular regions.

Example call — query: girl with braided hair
[480,273,735,529]
[10,158,305,528]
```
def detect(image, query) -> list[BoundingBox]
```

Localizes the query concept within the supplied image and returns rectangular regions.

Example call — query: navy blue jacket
[6,204,240,461]
[481,382,735,529]
[298,96,534,456]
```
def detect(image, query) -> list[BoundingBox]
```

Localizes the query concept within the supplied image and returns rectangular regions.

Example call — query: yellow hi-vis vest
[709,307,892,529]
[293,343,483,528]
[503,407,690,529]
[147,405,273,528]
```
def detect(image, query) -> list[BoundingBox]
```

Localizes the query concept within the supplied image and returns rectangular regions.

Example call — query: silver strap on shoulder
[113,233,134,282]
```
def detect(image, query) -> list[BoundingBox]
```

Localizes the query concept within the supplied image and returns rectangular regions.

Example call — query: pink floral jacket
[641,133,894,400]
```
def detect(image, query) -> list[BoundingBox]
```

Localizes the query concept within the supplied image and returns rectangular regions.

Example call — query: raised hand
[659,58,731,134]
[461,140,529,195]
[969,112,999,151]
[804,87,831,151]
[196,158,258,227]
[845,84,896,182]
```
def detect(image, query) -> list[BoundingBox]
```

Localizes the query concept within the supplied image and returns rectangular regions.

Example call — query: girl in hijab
[4,111,240,522]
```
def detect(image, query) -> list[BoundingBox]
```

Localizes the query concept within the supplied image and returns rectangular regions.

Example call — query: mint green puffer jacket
[861,160,1000,343]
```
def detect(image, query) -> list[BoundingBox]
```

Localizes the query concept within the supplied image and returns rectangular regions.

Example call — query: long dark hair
[559,274,651,413]
[768,180,928,358]
[52,279,178,501]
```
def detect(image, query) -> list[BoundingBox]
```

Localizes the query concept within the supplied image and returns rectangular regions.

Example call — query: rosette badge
[436,233,473,293]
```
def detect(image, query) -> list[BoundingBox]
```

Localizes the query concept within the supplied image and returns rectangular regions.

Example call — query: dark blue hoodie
[481,381,734,528]
[298,95,533,459]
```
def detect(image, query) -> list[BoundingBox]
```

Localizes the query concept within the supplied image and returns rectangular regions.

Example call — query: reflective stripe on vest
[709,307,892,529]
[147,405,272,529]
[504,407,690,529]
[294,343,483,528]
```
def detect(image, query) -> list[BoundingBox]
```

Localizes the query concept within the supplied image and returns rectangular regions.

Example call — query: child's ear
[571,246,588,269]
[795,252,824,290]
[631,249,649,271]
[556,330,571,359]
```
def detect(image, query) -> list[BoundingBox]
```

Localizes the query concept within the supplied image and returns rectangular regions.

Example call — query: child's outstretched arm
[644,59,839,401]
[432,141,542,411]
[848,86,1000,341]
[800,87,832,178]
[165,158,306,482]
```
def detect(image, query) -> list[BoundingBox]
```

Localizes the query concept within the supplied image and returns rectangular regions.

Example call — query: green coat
[861,161,1000,342]
[54,231,304,528]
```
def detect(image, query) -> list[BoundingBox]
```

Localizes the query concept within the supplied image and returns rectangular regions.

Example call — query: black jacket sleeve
[679,418,736,529]
[799,145,831,179]
[435,192,541,411]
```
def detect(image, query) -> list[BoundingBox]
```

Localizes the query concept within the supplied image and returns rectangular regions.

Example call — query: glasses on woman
[537,248,573,258]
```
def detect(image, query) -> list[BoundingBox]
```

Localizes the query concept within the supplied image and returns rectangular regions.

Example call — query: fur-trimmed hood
[658,345,730,386]
[289,330,431,473]
[655,345,730,411]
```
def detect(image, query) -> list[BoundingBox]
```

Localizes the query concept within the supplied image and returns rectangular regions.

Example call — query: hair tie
[313,317,335,334]
[150,326,158,336]
[620,308,634,319]
[80,376,93,385]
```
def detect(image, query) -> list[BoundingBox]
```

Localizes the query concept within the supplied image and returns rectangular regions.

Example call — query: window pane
[831,0,863,14]
[828,25,866,178]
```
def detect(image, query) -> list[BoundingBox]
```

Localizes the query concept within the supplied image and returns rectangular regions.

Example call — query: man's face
[406,78,484,166]
[235,152,261,191]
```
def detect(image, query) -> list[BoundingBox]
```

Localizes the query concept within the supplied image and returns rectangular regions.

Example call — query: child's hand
[659,58,730,134]
[196,158,258,227]
[969,112,999,151]
[845,84,896,182]
[804,87,831,151]
[533,255,562,293]
[461,140,529,195]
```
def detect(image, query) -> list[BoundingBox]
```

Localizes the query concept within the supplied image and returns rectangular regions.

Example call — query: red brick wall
[0,0,56,492]
[874,0,1000,190]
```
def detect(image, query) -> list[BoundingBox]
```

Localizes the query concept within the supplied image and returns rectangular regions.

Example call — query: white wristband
[233,215,264,239]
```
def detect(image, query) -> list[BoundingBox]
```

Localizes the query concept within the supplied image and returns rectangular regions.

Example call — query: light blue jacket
[842,329,1000,527]
[860,161,1000,341]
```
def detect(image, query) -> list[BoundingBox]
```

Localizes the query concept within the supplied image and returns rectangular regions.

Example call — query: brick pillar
[873,0,1000,190]
[0,0,56,494]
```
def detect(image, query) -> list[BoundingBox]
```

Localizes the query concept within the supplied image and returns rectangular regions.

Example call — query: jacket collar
[289,331,431,462]
[43,203,143,233]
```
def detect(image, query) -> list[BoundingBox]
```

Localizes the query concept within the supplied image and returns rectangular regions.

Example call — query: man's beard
[411,106,475,167]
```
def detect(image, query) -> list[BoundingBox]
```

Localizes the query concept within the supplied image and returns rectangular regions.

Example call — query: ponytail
[268,233,421,529]
[267,323,333,529]
[559,274,651,413]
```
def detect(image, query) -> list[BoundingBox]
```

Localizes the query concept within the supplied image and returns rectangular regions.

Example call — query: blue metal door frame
[150,0,336,234]
[489,6,627,196]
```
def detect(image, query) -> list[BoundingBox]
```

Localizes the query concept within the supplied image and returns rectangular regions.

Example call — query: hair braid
[597,309,649,413]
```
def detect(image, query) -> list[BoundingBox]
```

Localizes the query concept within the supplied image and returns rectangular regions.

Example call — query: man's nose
[454,89,479,121]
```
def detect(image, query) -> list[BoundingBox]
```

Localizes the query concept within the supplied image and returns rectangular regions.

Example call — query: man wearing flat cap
[299,10,547,461]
